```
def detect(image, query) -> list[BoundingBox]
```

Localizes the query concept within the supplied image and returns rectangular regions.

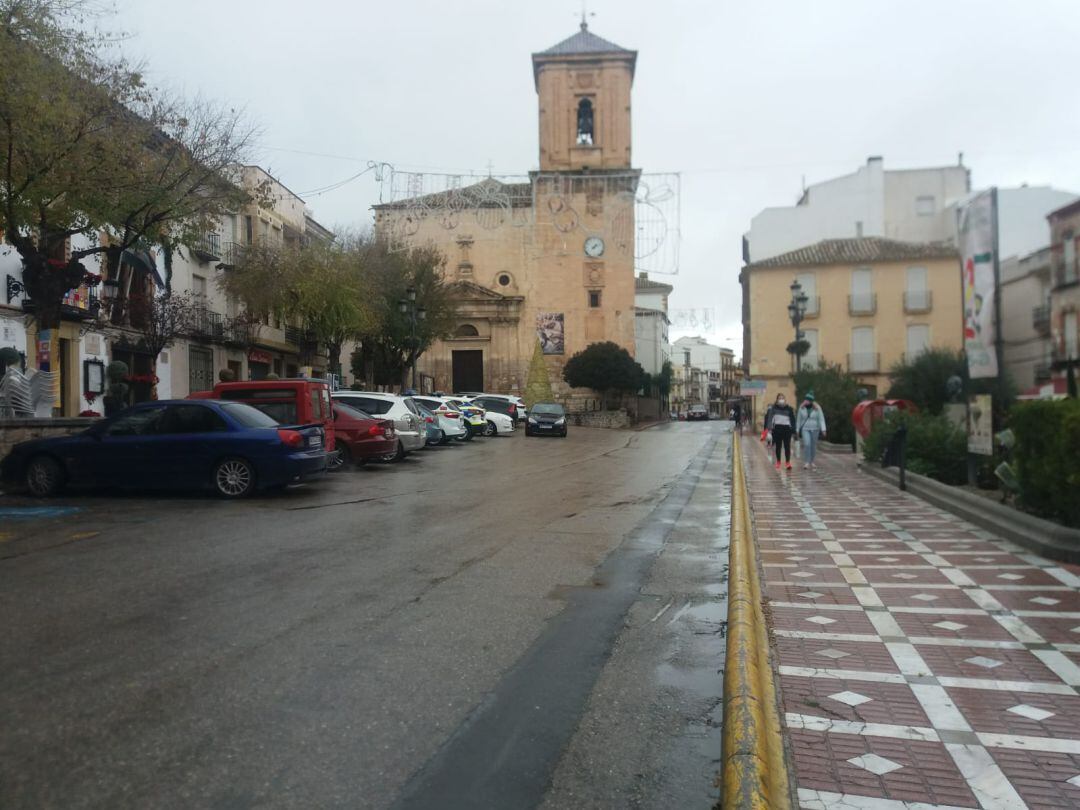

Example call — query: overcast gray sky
[118,0,1080,354]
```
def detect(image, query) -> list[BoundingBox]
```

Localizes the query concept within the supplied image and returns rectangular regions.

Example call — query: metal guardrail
[722,431,793,809]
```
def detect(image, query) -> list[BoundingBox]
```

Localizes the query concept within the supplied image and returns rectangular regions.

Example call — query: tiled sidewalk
[745,438,1080,809]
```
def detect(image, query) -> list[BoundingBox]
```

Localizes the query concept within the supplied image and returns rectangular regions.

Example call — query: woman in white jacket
[796,391,827,469]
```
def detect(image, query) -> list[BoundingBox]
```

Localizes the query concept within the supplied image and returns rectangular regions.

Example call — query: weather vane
[578,1,595,30]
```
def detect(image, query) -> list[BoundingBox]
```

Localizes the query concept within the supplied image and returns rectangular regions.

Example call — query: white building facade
[634,272,672,377]
[744,157,971,263]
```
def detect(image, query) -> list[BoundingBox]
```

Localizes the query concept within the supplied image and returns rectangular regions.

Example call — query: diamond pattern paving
[744,438,1080,808]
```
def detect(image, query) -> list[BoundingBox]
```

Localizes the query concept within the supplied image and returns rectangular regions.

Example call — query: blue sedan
[0,400,328,498]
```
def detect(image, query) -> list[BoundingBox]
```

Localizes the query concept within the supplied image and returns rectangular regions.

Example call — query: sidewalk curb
[857,461,1080,564]
[721,432,794,809]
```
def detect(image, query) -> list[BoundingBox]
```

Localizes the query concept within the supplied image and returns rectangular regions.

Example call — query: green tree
[886,348,1016,416]
[657,359,673,396]
[350,242,458,389]
[221,233,381,375]
[885,348,965,415]
[562,341,644,409]
[791,362,860,445]
[0,0,254,336]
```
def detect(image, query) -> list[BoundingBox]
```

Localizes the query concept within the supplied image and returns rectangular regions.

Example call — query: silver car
[331,392,426,458]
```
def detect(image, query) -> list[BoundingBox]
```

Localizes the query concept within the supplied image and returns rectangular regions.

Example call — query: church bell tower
[532,22,637,172]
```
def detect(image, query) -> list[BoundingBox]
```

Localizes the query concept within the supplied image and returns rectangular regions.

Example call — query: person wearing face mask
[796,391,827,469]
[765,393,796,470]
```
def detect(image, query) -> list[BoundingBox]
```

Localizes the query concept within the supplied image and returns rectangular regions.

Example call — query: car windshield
[334,402,371,420]
[338,396,393,415]
[531,403,564,416]
[220,402,281,428]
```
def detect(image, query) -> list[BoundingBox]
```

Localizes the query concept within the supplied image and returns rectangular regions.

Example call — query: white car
[412,396,469,443]
[331,392,426,458]
[483,410,515,436]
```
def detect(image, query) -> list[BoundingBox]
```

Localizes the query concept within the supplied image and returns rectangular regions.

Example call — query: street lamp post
[787,280,809,373]
[398,286,426,392]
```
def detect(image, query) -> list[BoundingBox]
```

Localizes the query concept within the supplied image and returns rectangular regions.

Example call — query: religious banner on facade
[536,313,564,355]
[958,189,999,379]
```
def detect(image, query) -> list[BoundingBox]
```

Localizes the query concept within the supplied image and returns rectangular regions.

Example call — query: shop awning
[121,249,165,289]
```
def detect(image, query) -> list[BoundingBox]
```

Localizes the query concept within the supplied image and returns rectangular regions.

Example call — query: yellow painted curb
[721,431,792,809]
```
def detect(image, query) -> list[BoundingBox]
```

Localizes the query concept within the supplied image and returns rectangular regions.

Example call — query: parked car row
[0,379,550,499]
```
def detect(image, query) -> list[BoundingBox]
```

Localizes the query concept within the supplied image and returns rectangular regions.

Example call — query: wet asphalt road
[0,421,732,809]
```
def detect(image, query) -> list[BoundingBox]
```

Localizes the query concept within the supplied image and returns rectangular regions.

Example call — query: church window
[455,324,480,337]
[588,290,601,308]
[497,273,512,287]
[576,98,594,145]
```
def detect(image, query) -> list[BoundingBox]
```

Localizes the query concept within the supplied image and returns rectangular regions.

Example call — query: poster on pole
[958,190,999,379]
[967,394,993,455]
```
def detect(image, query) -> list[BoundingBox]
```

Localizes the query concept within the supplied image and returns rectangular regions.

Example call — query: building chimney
[856,221,864,238]
[638,271,648,280]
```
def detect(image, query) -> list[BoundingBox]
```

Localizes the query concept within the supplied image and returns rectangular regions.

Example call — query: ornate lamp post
[398,286,426,391]
[787,280,809,372]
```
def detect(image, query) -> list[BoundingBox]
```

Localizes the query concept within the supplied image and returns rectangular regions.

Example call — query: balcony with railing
[848,292,877,316]
[217,241,242,268]
[1034,363,1052,383]
[1032,305,1050,335]
[189,307,226,340]
[847,352,880,373]
[193,233,222,263]
[284,325,318,350]
[903,289,933,313]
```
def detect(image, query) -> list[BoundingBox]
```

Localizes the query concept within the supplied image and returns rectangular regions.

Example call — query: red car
[189,379,336,457]
[332,401,397,465]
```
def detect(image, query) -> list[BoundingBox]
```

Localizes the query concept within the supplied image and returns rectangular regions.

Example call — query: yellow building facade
[741,238,962,420]
[373,24,640,399]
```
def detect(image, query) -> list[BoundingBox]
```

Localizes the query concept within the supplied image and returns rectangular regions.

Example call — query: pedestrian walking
[796,391,827,469]
[765,393,796,470]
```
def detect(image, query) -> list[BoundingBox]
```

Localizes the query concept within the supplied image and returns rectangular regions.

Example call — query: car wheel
[485,420,497,437]
[337,444,353,468]
[393,440,406,462]
[328,446,347,471]
[461,429,474,441]
[213,457,256,498]
[25,455,65,497]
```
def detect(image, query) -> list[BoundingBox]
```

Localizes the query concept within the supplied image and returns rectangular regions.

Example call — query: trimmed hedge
[862,411,968,485]
[1008,399,1080,528]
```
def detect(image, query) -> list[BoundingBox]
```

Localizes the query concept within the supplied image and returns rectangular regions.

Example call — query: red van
[188,379,337,459]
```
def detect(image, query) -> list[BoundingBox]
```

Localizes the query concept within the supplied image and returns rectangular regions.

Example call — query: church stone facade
[373,24,641,401]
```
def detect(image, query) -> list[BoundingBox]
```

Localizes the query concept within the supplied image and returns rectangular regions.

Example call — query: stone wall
[571,409,630,429]
[0,418,99,463]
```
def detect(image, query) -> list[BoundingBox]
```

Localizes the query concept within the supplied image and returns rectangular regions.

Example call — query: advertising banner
[958,190,999,379]
[967,394,993,455]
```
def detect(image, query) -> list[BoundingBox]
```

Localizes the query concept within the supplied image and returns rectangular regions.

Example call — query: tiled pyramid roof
[746,237,958,269]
